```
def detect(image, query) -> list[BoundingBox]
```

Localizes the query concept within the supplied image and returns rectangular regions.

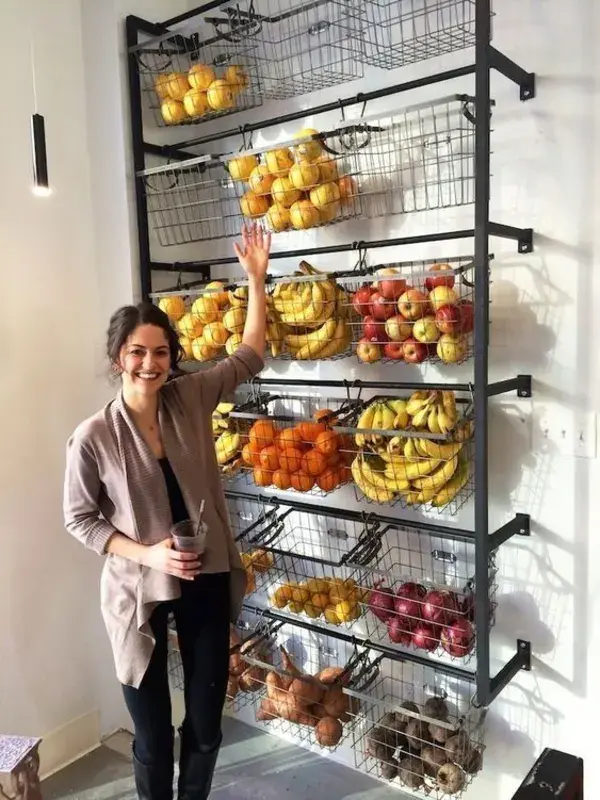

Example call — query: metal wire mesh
[352,0,478,71]
[226,495,497,668]
[151,255,475,367]
[130,0,364,129]
[215,388,474,514]
[236,615,379,751]
[352,659,485,797]
[140,94,476,244]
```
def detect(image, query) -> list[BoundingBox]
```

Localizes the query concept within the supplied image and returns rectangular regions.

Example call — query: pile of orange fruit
[241,410,353,494]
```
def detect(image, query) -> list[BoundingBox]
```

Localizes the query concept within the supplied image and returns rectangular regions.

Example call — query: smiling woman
[62,223,270,799]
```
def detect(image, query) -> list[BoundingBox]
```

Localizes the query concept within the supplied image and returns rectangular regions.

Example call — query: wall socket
[532,406,597,459]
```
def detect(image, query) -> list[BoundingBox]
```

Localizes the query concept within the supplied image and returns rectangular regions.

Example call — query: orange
[276,428,303,451]
[314,408,338,426]
[316,467,341,493]
[325,451,341,468]
[289,470,315,492]
[314,430,339,457]
[272,469,292,490]
[253,467,273,487]
[278,447,303,473]
[242,441,262,467]
[297,421,327,445]
[259,445,280,471]
[249,419,277,448]
[301,449,328,477]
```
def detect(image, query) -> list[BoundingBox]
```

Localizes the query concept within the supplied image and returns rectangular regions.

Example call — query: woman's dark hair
[107,302,183,371]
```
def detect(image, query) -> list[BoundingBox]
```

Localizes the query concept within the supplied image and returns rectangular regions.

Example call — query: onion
[368,583,395,622]
[387,614,412,645]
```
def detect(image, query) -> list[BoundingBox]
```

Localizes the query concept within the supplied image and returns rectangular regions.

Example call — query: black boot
[132,742,174,800]
[177,727,221,800]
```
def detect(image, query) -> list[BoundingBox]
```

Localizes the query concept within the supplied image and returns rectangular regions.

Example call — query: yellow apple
[165,72,190,101]
[228,154,258,181]
[207,79,235,111]
[264,147,294,176]
[158,295,185,321]
[160,98,187,125]
[267,203,291,232]
[309,181,341,210]
[183,87,208,118]
[428,285,459,312]
[188,64,216,91]
[289,199,321,230]
[289,162,321,191]
[437,333,468,363]
[240,191,269,218]
[248,164,274,196]
[293,128,323,162]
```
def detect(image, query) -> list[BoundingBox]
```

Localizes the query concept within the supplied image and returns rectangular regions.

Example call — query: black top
[158,457,189,524]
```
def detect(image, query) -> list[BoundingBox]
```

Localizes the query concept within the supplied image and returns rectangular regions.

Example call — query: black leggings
[122,572,231,766]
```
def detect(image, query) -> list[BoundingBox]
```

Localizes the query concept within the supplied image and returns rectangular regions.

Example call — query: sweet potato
[238,666,265,693]
[318,666,350,686]
[289,676,324,707]
[226,675,239,700]
[322,684,349,719]
[257,697,278,721]
[315,716,343,747]
[280,646,303,677]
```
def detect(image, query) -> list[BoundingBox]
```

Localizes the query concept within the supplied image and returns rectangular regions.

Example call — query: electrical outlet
[533,406,597,458]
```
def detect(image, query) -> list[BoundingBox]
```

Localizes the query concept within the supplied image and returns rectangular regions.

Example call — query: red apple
[428,285,459,313]
[383,341,404,360]
[435,304,461,335]
[413,315,441,343]
[352,286,374,317]
[362,315,381,341]
[375,268,407,301]
[458,300,474,333]
[425,263,456,291]
[398,289,429,321]
[412,623,440,652]
[385,314,413,342]
[401,337,428,364]
[356,337,382,363]
[371,291,397,321]
[440,618,475,658]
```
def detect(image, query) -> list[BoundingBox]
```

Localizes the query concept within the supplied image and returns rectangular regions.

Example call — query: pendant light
[29,7,51,198]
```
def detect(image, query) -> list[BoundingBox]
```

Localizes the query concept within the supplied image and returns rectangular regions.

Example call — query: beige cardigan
[63,344,263,687]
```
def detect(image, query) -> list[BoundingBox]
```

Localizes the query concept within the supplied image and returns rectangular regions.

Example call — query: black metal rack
[125,0,536,781]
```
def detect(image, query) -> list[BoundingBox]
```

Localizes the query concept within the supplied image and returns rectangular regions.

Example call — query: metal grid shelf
[139,95,476,245]
[227,494,497,670]
[152,254,476,367]
[215,386,474,514]
[129,0,364,129]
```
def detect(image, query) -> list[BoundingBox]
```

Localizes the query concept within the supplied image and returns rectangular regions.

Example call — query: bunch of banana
[355,399,409,448]
[267,260,351,361]
[212,402,235,437]
[350,391,473,509]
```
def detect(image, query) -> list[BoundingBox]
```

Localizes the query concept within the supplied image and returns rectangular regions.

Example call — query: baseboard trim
[40,709,101,779]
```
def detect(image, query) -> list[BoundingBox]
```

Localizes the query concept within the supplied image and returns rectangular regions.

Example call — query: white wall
[0,0,125,768]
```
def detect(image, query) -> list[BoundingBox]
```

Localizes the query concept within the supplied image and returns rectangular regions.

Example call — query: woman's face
[118,324,171,397]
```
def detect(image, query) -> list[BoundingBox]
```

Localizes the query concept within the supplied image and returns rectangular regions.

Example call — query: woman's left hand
[233,222,271,282]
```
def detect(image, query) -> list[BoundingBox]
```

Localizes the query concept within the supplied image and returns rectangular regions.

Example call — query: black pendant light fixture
[29,5,51,198]
[31,113,50,197]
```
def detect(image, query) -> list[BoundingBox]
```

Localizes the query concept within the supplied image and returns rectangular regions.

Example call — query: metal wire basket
[237,615,380,752]
[351,0,478,71]
[151,254,476,367]
[228,494,496,667]
[216,386,474,514]
[139,94,476,244]
[130,0,364,128]
[351,659,485,797]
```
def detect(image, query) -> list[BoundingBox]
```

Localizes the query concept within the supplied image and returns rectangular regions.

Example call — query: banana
[428,406,442,434]
[279,283,331,326]
[386,399,409,430]
[294,317,338,360]
[335,286,352,319]
[436,409,456,435]
[351,457,396,503]
[273,283,312,316]
[311,318,350,360]
[414,438,432,458]
[216,402,234,415]
[355,403,377,448]
[454,419,475,443]
[441,391,458,427]
[406,391,432,417]
[411,455,458,492]
[432,459,471,507]
[215,431,241,465]
[266,320,284,357]
[416,439,464,461]
[404,438,420,462]
[412,402,434,429]
[385,457,442,483]
[370,403,385,444]
[379,403,397,435]
[387,436,405,455]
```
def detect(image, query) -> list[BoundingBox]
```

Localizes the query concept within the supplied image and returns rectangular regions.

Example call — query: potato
[315,716,343,748]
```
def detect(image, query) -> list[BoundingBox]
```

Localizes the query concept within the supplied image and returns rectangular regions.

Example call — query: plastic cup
[171,519,207,555]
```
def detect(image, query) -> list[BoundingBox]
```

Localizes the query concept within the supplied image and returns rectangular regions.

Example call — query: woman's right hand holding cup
[142,538,201,580]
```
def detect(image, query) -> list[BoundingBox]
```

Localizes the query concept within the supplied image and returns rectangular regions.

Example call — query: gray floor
[43,717,397,799]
